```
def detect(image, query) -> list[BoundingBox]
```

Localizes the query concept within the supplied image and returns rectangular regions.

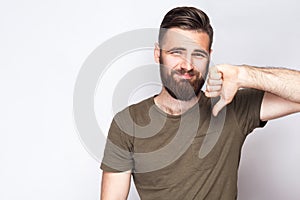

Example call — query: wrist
[236,64,249,88]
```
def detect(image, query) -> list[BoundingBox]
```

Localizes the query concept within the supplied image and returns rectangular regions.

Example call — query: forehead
[160,28,210,52]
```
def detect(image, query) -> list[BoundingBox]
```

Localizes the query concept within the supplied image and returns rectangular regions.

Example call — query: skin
[100,28,300,199]
[205,64,300,120]
[154,28,212,115]
[101,170,131,200]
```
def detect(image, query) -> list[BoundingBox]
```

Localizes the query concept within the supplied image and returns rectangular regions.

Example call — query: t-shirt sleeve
[100,112,134,172]
[231,89,268,136]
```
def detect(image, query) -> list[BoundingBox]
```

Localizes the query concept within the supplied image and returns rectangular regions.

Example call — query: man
[100,6,300,199]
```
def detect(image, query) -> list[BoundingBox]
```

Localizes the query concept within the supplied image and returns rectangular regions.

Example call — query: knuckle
[206,85,210,91]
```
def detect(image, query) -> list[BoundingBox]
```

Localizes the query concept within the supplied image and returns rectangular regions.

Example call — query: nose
[180,56,194,71]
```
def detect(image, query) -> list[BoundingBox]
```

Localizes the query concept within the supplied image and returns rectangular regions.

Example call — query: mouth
[174,71,195,80]
[179,73,193,79]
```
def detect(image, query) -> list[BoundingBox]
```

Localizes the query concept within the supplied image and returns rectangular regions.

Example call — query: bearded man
[100,6,300,200]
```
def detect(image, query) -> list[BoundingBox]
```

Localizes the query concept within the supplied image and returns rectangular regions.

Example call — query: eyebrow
[193,49,209,57]
[165,47,209,57]
[165,47,186,53]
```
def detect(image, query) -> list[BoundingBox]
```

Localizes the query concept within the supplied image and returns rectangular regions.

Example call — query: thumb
[212,97,227,116]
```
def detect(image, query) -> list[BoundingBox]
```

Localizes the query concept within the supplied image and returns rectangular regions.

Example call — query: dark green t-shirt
[101,89,267,200]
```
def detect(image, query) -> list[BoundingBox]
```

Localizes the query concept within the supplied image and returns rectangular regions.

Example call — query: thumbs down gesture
[205,64,241,116]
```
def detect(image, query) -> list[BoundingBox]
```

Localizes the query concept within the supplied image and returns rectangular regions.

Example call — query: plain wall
[0,0,299,199]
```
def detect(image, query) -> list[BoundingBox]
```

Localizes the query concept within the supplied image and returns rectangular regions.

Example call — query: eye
[169,50,183,55]
[192,53,206,58]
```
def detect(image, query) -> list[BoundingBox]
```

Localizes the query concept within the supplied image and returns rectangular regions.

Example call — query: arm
[205,64,300,120]
[101,170,131,200]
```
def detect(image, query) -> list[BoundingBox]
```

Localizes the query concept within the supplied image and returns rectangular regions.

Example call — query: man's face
[155,28,211,101]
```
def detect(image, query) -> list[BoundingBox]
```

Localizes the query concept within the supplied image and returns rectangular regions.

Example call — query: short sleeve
[100,112,134,172]
[231,89,267,136]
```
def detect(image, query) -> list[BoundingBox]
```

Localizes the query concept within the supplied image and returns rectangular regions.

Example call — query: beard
[159,64,206,101]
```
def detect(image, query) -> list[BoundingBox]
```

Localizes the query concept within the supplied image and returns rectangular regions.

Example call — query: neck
[154,87,201,116]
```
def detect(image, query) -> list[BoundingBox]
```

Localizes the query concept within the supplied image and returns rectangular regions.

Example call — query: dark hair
[159,6,213,49]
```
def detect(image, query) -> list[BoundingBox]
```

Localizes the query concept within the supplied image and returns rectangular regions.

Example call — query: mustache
[172,68,199,77]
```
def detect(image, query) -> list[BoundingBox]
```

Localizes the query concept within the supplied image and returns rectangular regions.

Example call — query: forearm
[238,65,300,103]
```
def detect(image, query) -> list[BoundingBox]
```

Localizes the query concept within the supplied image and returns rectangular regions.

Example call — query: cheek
[193,59,209,75]
[161,55,183,69]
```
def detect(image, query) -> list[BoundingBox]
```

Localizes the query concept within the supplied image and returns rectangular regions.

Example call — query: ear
[204,49,213,78]
[208,48,213,62]
[154,42,160,63]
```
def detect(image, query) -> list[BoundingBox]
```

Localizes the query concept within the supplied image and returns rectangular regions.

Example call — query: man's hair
[159,6,213,49]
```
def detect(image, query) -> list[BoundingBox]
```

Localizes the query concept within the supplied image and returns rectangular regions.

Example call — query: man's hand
[205,64,300,119]
[205,64,241,116]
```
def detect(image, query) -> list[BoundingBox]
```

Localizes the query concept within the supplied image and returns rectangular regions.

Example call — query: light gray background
[1,0,300,199]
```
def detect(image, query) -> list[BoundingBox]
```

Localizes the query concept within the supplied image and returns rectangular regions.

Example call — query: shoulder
[236,88,264,96]
[232,88,265,104]
[128,96,155,112]
[114,96,156,123]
